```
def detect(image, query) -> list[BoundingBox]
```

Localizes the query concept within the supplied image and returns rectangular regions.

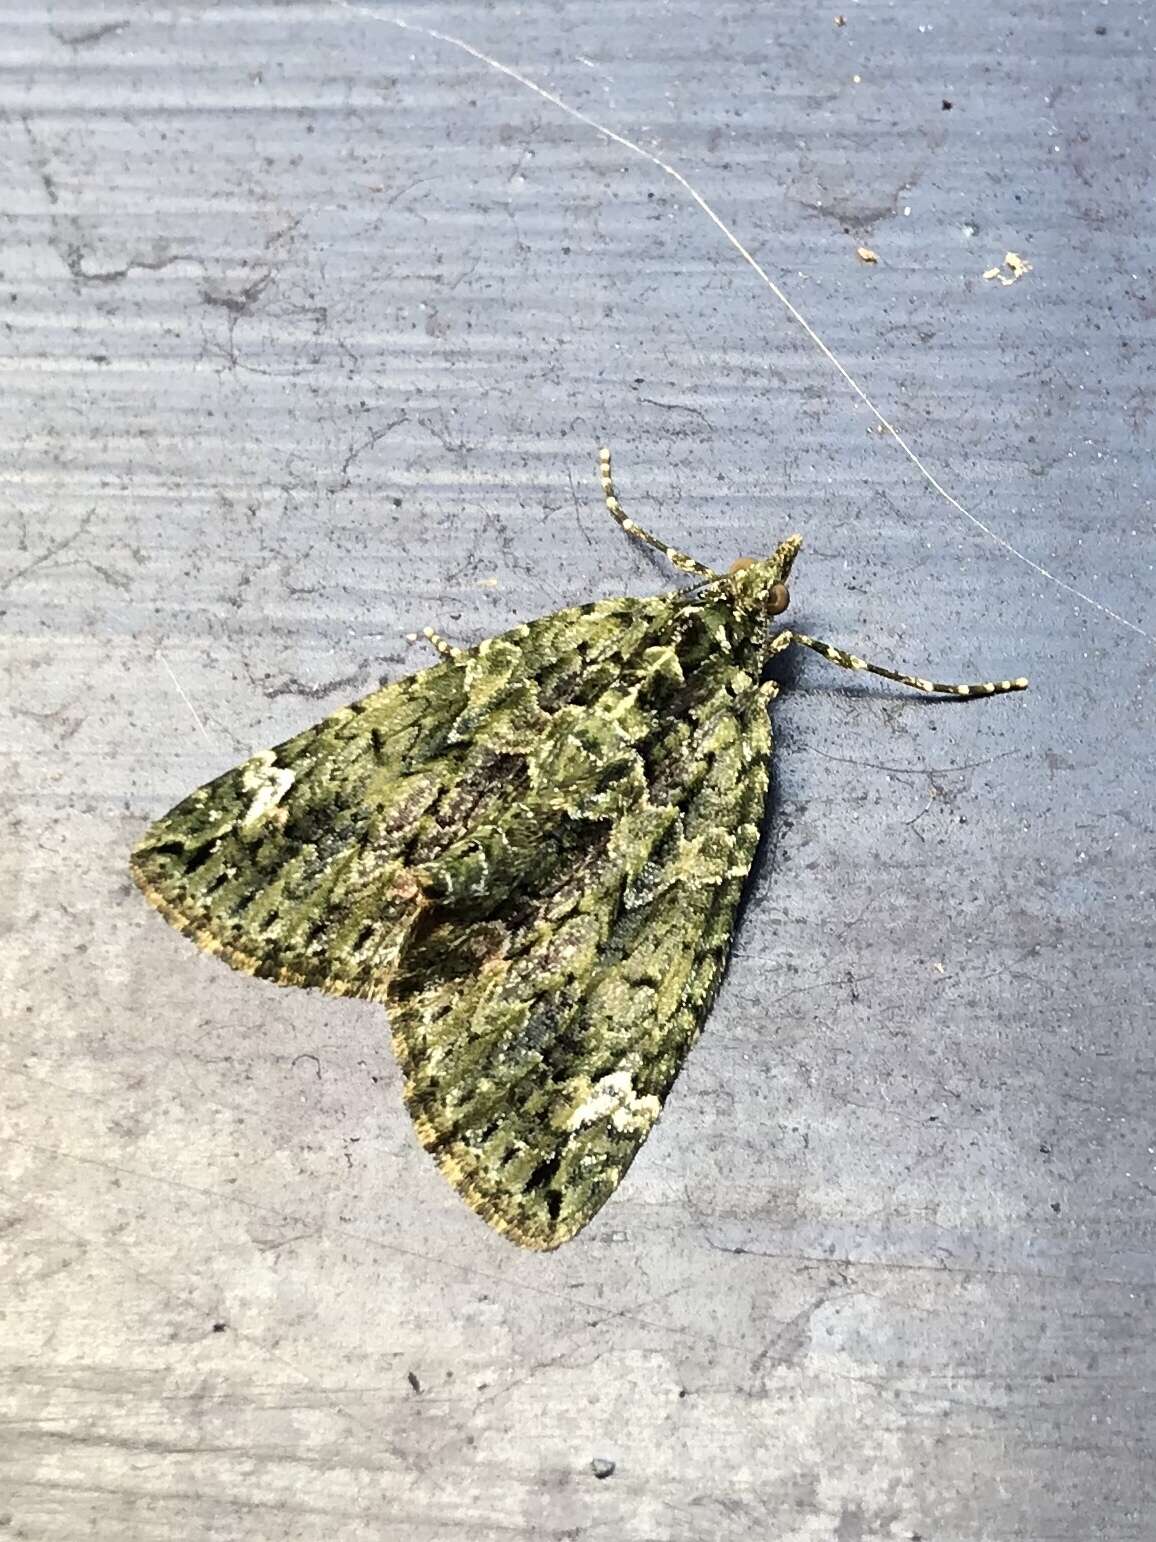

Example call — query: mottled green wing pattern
[389,662,773,1248]
[131,658,475,996]
[132,583,775,1248]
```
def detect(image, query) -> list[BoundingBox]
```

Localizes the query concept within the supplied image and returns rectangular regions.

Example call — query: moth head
[726,533,802,619]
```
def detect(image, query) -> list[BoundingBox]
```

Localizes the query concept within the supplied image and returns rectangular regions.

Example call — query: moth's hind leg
[421,626,465,661]
[598,447,718,580]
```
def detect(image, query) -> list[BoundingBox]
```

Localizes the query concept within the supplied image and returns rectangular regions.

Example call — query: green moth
[131,450,1028,1251]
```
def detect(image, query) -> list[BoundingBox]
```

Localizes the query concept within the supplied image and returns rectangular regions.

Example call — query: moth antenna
[597,447,718,580]
[422,625,465,661]
[781,630,1029,697]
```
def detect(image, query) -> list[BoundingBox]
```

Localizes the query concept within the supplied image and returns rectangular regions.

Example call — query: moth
[132,450,1028,1251]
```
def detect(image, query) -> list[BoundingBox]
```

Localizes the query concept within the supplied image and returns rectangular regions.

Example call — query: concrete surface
[2,2,1153,1539]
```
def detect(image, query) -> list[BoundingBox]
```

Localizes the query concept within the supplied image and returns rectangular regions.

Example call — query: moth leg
[783,631,1029,697]
[598,447,719,579]
[421,625,465,661]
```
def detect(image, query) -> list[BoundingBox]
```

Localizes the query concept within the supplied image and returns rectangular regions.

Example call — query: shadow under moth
[131,450,1028,1251]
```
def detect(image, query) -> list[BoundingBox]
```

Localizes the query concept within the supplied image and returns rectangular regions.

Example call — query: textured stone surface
[2,3,1153,1539]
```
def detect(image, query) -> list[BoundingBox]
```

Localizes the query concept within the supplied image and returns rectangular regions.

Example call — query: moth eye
[768,583,790,615]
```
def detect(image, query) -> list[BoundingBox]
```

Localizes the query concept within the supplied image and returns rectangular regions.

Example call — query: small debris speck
[407,1370,422,1393]
[211,1322,227,1333]
[984,251,1032,286]
[834,13,846,24]
[591,1457,616,1479]
[856,245,879,264]
[942,98,953,110]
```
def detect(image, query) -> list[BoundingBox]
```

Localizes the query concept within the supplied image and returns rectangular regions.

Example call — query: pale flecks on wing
[239,749,296,829]
[563,1069,662,1135]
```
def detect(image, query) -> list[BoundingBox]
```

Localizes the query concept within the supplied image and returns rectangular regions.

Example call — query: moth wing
[131,660,463,995]
[130,594,677,998]
[389,657,774,1250]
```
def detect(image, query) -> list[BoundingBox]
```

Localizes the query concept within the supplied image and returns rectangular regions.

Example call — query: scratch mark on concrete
[565,468,595,549]
[156,650,214,746]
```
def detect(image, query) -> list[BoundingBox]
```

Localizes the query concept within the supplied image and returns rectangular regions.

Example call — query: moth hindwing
[132,452,1027,1249]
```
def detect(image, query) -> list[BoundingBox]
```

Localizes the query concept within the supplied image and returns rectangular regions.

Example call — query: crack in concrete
[201,269,274,316]
[50,19,128,47]
[62,245,199,285]
[1,508,95,589]
[338,415,410,484]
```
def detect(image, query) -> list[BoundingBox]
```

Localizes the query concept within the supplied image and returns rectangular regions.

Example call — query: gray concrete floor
[2,3,1153,1539]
